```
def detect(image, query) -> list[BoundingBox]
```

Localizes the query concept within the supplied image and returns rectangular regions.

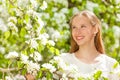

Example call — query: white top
[60,53,120,80]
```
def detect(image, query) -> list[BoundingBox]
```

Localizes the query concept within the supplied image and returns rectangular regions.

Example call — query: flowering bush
[0,0,120,80]
[3,53,120,80]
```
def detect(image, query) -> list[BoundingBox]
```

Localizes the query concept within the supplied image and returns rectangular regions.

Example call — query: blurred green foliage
[0,0,120,79]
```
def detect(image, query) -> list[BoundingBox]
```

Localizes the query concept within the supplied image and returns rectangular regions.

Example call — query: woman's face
[71,15,96,46]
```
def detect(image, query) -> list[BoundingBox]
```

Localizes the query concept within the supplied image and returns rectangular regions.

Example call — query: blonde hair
[69,10,105,54]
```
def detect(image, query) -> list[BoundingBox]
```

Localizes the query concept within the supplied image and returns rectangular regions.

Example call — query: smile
[76,36,84,40]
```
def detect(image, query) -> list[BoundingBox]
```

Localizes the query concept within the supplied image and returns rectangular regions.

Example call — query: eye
[81,25,86,28]
[72,26,76,29]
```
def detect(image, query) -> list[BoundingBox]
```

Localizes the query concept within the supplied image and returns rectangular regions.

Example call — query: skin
[71,15,100,64]
[25,73,35,80]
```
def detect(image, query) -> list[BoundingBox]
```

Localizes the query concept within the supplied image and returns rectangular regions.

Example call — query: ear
[93,25,98,34]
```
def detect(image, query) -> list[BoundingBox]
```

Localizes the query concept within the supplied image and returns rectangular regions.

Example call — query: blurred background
[0,0,120,78]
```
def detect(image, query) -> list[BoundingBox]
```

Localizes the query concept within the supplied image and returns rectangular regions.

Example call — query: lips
[76,36,84,40]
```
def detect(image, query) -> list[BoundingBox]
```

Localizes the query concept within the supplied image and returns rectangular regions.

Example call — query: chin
[76,42,85,46]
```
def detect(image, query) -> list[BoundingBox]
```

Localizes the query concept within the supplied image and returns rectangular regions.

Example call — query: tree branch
[0,68,19,72]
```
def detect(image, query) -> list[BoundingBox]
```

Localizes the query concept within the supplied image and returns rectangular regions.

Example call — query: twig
[0,68,19,72]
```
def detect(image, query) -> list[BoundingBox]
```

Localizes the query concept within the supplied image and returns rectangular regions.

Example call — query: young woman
[26,10,119,80]
[60,10,120,79]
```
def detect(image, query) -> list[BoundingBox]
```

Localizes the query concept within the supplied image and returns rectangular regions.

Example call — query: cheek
[84,29,93,35]
[71,31,74,37]
[71,31,76,39]
[86,30,94,38]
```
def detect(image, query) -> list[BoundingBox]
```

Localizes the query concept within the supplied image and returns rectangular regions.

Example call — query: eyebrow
[71,24,86,27]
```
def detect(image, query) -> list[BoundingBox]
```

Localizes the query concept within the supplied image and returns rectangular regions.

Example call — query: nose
[76,28,82,34]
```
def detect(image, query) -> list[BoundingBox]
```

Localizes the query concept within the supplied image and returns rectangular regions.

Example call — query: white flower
[0,46,5,54]
[38,18,44,28]
[30,51,42,62]
[27,61,40,76]
[72,7,79,14]
[26,9,34,15]
[21,54,28,64]
[30,0,38,9]
[53,56,68,70]
[30,39,38,49]
[102,22,109,29]
[113,26,120,38]
[42,63,56,73]
[7,22,18,32]
[60,8,69,14]
[86,1,98,11]
[25,22,32,30]
[0,18,8,32]
[37,33,49,45]
[5,76,13,80]
[42,13,50,19]
[41,77,47,80]
[47,40,55,46]
[52,7,58,12]
[36,26,42,35]
[17,0,29,9]
[60,73,68,80]
[8,16,17,24]
[12,8,23,17]
[36,19,44,35]
[40,1,47,10]
[0,23,8,32]
[5,51,19,59]
[51,30,61,41]
[14,74,26,80]
[0,5,9,19]
[53,13,66,24]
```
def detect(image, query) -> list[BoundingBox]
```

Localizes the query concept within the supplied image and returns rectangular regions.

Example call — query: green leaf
[55,49,60,56]
[46,72,53,80]
[25,14,30,23]
[37,71,43,78]
[93,70,102,79]
[20,27,26,37]
[4,31,10,39]
[21,50,28,55]
[38,45,44,52]
[112,62,119,69]
[22,68,27,75]
[30,48,34,53]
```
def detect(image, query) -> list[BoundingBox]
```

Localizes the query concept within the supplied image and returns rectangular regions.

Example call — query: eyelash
[81,25,86,28]
[72,26,76,29]
[72,25,86,29]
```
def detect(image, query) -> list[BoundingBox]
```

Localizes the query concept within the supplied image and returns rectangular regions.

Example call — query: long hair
[69,10,105,54]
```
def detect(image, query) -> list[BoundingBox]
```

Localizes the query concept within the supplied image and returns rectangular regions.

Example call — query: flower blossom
[8,16,17,24]
[47,40,55,46]
[21,53,29,64]
[40,1,47,10]
[5,51,19,59]
[27,61,40,76]
[7,22,18,32]
[30,51,42,62]
[42,63,56,73]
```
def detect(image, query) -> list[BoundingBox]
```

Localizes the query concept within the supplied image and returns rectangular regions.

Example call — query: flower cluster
[38,55,120,80]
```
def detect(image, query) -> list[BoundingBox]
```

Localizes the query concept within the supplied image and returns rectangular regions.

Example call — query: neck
[76,40,100,60]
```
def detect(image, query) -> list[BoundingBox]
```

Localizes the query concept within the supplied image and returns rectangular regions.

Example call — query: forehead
[72,15,91,25]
